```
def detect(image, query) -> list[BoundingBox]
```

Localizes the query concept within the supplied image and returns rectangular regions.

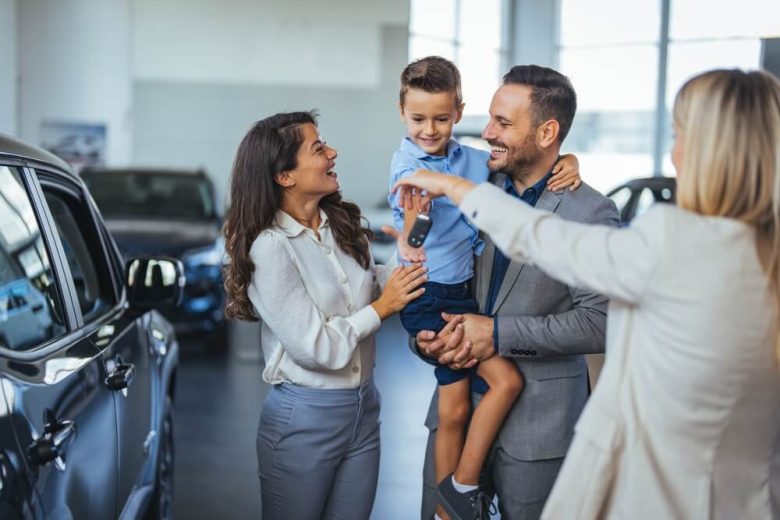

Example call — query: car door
[36,167,156,517]
[0,164,119,518]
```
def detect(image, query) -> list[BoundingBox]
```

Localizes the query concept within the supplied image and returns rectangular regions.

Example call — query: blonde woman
[393,69,780,519]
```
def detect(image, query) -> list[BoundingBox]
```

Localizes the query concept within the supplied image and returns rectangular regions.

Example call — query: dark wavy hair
[222,110,374,321]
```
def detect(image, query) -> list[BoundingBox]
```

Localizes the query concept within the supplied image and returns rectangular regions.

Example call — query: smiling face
[277,122,339,199]
[481,84,543,176]
[399,88,464,156]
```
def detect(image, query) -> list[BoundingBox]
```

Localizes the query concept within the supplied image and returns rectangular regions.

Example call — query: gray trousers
[421,429,564,520]
[257,379,381,520]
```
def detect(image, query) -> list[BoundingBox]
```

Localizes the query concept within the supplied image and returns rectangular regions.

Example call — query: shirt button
[322,246,332,255]
[339,276,348,284]
[352,366,359,373]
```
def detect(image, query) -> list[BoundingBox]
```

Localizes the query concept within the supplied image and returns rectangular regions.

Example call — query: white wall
[131,0,410,209]
[133,0,406,88]
[0,0,17,135]
[17,0,133,164]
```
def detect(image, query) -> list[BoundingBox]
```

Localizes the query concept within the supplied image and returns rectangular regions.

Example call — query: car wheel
[146,395,174,520]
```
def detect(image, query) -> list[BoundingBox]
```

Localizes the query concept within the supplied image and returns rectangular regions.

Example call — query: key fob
[407,214,432,248]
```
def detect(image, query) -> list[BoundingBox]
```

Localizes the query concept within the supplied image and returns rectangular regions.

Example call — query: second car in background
[81,168,227,350]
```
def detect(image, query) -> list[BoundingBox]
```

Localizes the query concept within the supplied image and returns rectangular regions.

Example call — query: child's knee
[438,397,470,430]
[492,368,524,397]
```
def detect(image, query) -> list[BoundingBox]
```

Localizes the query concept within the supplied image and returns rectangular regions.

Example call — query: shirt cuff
[492,315,500,352]
[346,305,382,341]
[460,182,501,223]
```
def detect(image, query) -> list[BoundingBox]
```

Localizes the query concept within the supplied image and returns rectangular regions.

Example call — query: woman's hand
[547,153,582,192]
[392,169,477,206]
[371,264,427,320]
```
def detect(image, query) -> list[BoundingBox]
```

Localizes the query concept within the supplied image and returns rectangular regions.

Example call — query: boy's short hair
[399,56,463,108]
[503,65,577,143]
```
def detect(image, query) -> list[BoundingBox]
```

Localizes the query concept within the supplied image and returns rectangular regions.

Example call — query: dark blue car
[80,168,226,350]
[0,133,181,518]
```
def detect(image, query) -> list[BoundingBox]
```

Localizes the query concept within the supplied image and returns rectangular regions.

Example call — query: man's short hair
[503,65,577,142]
[400,56,463,108]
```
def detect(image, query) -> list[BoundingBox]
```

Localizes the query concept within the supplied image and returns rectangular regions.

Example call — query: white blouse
[247,209,384,389]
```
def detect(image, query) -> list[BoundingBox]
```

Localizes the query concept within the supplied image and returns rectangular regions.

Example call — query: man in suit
[414,65,621,519]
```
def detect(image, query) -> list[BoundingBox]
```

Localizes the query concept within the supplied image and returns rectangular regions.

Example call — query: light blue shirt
[388,137,488,284]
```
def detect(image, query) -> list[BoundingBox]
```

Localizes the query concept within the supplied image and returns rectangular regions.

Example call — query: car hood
[105,219,220,258]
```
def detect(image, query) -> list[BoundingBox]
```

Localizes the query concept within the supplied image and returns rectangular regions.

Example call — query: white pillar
[507,0,559,69]
[0,0,17,135]
[17,0,132,164]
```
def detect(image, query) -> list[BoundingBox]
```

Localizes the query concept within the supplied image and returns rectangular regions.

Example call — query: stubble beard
[487,134,543,184]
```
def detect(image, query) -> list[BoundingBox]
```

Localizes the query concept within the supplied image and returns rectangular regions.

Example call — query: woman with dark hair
[222,111,426,519]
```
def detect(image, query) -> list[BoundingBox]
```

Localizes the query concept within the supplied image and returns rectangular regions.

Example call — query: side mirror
[125,257,185,311]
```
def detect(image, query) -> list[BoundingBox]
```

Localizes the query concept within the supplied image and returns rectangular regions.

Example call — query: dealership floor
[173,315,435,519]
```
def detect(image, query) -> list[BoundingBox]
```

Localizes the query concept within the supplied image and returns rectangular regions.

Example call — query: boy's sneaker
[436,474,493,520]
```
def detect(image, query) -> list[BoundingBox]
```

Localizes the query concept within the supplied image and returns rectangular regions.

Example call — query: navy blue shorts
[400,280,488,393]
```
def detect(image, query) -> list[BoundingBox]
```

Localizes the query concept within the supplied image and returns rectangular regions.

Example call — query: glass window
[560,0,660,47]
[0,167,67,351]
[408,0,505,117]
[635,187,657,218]
[607,186,633,215]
[410,0,456,42]
[41,184,117,323]
[559,45,658,193]
[671,0,780,41]
[409,36,456,62]
[559,0,779,187]
[81,171,214,221]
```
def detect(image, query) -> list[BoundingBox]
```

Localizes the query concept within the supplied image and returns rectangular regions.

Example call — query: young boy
[389,56,580,520]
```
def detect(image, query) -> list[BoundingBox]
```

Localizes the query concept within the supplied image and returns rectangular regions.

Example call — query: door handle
[28,410,76,470]
[105,362,136,392]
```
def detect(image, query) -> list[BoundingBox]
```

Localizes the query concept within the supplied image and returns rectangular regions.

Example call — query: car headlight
[183,237,225,267]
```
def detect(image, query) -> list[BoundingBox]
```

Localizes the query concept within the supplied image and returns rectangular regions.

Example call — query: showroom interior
[1,0,779,519]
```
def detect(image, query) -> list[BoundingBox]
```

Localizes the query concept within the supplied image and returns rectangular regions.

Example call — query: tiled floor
[173,315,436,519]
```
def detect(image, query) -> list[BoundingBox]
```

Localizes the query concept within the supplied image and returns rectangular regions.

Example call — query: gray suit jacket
[420,173,621,461]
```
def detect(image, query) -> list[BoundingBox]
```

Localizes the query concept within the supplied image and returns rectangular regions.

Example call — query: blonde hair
[673,69,780,362]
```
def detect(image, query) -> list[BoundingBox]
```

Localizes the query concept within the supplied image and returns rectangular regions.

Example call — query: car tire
[146,395,174,520]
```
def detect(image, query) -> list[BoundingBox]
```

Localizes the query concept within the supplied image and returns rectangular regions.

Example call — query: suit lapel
[489,187,563,314]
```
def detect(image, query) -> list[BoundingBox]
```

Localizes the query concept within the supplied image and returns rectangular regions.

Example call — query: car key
[407,214,432,248]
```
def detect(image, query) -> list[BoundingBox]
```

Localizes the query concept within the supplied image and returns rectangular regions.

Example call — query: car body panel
[0,132,179,519]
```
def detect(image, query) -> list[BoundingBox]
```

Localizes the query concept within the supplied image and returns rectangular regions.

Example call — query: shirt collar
[274,208,330,237]
[400,136,461,160]
[503,171,553,197]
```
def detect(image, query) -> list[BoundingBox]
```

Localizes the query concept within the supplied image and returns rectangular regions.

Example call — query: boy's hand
[548,153,582,192]
[381,225,427,263]
[397,232,427,263]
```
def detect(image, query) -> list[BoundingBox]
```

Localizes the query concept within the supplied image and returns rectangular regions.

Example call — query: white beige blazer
[461,183,780,520]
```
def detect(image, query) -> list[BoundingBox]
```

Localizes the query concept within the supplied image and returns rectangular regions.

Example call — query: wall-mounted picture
[40,120,107,172]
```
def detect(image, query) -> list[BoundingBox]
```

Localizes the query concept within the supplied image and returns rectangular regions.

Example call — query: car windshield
[82,171,215,220]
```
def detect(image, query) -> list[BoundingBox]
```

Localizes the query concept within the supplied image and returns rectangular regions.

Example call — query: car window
[0,167,67,351]
[635,187,657,218]
[41,182,118,323]
[82,171,214,220]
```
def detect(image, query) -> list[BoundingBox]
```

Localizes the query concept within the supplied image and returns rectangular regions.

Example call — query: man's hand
[438,313,496,368]
[416,315,465,360]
